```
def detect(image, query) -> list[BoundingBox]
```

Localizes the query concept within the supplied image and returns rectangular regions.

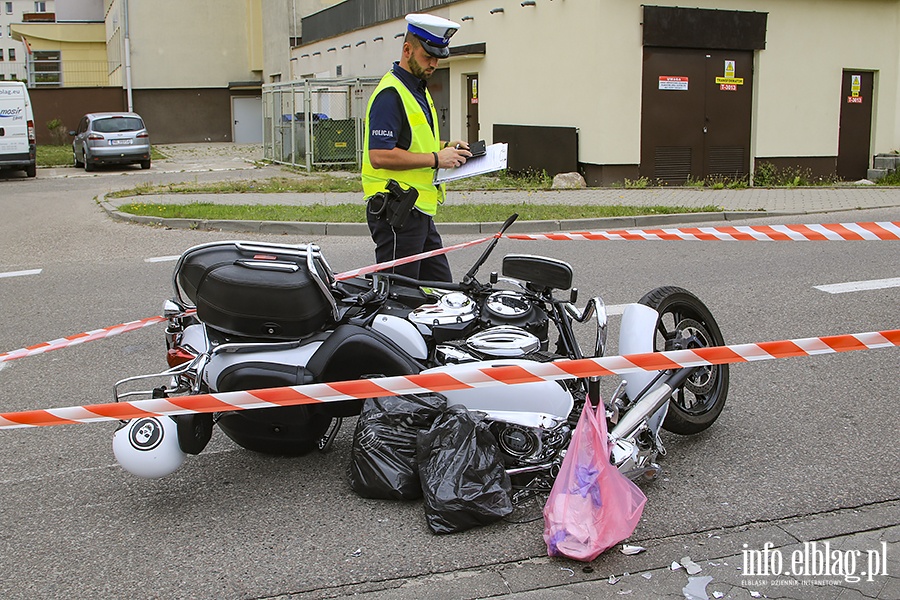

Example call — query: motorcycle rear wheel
[638,286,729,435]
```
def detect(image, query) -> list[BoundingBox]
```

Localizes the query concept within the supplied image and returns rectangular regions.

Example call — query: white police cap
[406,13,460,59]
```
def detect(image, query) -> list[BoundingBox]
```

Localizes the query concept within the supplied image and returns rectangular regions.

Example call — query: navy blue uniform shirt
[368,62,435,152]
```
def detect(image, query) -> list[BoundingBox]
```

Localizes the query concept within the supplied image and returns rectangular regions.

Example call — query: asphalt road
[0,164,897,599]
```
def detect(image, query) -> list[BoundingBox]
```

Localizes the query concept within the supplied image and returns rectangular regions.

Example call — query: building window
[0,49,3,61]
[4,2,11,15]
[8,48,15,61]
[34,2,47,12]
[32,50,60,85]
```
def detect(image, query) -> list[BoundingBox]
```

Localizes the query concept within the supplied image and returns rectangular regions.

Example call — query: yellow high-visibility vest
[362,71,444,215]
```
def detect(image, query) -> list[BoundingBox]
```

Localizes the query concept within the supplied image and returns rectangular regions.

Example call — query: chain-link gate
[263,77,381,171]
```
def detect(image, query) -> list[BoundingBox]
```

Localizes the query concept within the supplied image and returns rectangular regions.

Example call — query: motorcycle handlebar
[375,272,469,293]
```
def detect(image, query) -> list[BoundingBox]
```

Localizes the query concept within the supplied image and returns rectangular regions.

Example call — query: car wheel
[25,163,36,178]
[83,150,94,172]
[73,148,84,168]
[140,159,151,170]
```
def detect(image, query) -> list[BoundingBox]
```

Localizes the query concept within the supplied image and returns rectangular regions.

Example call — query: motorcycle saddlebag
[174,241,337,340]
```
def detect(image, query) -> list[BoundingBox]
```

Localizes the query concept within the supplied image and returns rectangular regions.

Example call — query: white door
[232,96,263,143]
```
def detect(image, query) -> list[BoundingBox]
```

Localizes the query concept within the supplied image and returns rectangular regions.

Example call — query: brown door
[466,74,480,142]
[430,68,450,142]
[837,71,874,180]
[640,48,753,184]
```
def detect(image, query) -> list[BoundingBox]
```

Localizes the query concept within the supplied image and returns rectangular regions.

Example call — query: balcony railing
[20,59,120,88]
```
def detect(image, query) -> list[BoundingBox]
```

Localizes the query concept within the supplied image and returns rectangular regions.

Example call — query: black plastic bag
[417,405,513,534]
[349,393,446,500]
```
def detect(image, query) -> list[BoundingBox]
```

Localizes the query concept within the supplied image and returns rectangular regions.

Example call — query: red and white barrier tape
[334,234,495,281]
[0,315,168,364]
[1,328,896,430]
[506,221,900,242]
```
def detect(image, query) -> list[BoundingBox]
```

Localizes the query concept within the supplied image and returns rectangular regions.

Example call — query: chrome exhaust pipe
[608,367,696,441]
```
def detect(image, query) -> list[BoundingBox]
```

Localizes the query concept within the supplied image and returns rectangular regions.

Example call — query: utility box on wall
[493,124,579,177]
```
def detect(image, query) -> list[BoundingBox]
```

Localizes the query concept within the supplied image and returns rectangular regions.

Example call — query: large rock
[551,172,586,189]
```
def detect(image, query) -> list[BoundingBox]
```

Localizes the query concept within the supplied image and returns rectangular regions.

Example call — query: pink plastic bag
[542,401,647,561]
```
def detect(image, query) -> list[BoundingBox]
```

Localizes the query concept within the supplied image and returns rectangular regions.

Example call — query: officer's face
[407,42,439,80]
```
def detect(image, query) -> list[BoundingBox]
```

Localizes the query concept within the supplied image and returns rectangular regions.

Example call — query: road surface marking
[814,277,900,294]
[0,269,42,279]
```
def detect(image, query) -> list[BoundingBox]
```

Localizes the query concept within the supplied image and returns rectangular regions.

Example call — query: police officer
[363,13,471,282]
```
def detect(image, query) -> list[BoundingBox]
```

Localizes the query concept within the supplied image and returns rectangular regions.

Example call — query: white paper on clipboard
[433,142,508,184]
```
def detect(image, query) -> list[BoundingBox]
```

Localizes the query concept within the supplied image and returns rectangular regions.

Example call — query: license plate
[110,139,133,146]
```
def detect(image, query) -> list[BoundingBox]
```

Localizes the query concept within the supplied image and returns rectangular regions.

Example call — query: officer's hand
[437,144,471,168]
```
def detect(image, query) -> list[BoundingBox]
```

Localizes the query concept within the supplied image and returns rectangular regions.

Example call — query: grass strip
[114,202,722,223]
[37,144,167,167]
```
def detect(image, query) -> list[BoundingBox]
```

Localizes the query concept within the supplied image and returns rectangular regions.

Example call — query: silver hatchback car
[69,112,151,171]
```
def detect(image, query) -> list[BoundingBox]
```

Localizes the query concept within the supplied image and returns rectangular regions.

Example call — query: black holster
[366,179,419,230]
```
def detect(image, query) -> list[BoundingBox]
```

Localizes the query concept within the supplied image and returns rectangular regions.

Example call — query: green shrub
[46,118,68,146]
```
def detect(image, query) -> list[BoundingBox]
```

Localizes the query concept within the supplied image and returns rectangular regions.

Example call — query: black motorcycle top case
[177,244,333,340]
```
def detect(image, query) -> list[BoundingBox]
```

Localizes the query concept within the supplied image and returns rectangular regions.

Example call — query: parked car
[0,81,37,178]
[69,112,151,171]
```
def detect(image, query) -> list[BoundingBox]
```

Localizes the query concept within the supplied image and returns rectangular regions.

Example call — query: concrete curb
[98,193,806,236]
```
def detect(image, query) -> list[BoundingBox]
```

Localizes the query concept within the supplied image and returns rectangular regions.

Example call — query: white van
[0,81,37,178]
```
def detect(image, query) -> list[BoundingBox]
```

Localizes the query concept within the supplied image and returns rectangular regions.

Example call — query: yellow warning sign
[715,77,744,85]
[725,60,735,78]
[851,75,861,98]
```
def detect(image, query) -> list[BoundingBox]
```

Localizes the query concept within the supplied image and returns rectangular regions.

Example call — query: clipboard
[433,142,508,184]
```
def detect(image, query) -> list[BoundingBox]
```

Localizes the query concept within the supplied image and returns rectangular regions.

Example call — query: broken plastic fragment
[621,544,646,555]
[680,556,703,575]
[671,561,683,570]
[559,567,575,577]
[713,592,725,599]
[608,574,620,584]
[350,548,362,557]
[750,592,761,598]
[682,575,713,600]
[641,573,653,580]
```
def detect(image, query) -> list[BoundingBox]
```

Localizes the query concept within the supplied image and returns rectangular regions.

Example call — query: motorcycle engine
[408,292,478,343]
[478,291,549,345]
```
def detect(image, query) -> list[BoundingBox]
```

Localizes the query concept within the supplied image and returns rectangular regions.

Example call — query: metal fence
[263,77,381,171]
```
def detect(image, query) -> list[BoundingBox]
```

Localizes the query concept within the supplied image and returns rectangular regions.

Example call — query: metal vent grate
[708,146,746,177]
[654,146,692,181]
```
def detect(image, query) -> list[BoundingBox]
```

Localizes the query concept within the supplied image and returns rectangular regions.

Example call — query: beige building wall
[104,0,262,90]
[262,0,351,83]
[11,22,108,86]
[290,0,900,174]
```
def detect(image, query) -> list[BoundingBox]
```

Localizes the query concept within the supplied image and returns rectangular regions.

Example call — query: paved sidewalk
[289,501,899,599]
[91,141,900,236]
[101,185,900,236]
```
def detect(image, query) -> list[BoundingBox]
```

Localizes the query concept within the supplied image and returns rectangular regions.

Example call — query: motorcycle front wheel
[638,286,729,435]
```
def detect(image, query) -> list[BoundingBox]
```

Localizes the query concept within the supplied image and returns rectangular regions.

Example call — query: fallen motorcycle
[112,213,729,489]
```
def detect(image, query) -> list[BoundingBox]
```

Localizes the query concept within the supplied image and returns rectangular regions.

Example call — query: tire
[638,286,729,435]
[25,163,36,178]
[140,159,151,170]
[73,149,84,168]
[83,151,94,172]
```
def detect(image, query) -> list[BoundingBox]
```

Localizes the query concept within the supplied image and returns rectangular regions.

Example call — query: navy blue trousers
[366,207,452,282]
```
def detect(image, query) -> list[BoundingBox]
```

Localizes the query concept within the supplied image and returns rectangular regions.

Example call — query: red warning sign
[659,76,689,91]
